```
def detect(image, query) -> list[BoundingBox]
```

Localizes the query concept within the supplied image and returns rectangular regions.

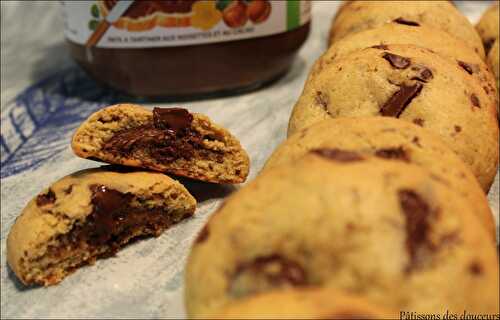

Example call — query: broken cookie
[71,104,250,184]
[7,167,196,286]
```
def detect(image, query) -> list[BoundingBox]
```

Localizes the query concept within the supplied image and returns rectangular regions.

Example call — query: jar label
[61,0,311,48]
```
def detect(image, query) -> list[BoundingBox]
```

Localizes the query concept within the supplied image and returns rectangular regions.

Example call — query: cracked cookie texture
[265,117,495,237]
[71,104,250,184]
[329,1,485,59]
[288,44,499,191]
[7,167,196,286]
[185,153,499,317]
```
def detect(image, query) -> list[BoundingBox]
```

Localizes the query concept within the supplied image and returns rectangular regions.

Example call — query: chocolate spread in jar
[62,1,311,98]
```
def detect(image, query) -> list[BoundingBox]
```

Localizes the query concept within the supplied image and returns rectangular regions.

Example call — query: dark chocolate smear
[195,224,209,244]
[411,66,433,82]
[380,83,423,117]
[470,94,480,108]
[412,118,424,127]
[382,52,411,69]
[484,38,495,54]
[88,185,134,245]
[36,189,56,206]
[469,262,483,275]
[393,17,420,26]
[153,107,193,131]
[457,61,478,75]
[103,123,203,162]
[375,147,410,162]
[311,148,364,162]
[398,189,432,271]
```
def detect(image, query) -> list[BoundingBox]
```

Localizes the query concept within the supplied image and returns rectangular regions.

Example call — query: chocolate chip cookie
[185,153,499,317]
[319,23,497,108]
[265,117,495,237]
[488,39,499,92]
[213,288,397,319]
[7,167,196,286]
[72,104,250,184]
[329,1,485,59]
[288,44,499,190]
[476,4,499,54]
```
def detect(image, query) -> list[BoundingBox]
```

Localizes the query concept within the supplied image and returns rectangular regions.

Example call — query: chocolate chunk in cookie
[393,17,420,26]
[311,149,364,162]
[382,52,411,69]
[380,83,423,117]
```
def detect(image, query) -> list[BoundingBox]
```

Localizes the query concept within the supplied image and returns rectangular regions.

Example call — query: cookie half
[212,288,397,319]
[289,44,499,190]
[329,1,485,58]
[186,153,499,316]
[265,117,495,237]
[72,104,250,184]
[7,167,196,286]
[319,23,498,109]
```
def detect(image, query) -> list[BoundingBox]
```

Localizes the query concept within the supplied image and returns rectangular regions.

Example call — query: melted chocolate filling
[46,185,184,260]
[103,107,204,163]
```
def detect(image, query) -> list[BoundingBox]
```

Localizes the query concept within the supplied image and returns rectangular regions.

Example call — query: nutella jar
[61,0,311,98]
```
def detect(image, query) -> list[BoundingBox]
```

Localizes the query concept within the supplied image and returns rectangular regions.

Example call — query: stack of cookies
[6,104,250,286]
[185,1,499,318]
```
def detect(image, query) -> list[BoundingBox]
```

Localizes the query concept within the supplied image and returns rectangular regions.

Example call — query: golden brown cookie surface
[265,117,495,237]
[185,154,499,317]
[329,1,484,58]
[320,23,497,109]
[289,45,499,190]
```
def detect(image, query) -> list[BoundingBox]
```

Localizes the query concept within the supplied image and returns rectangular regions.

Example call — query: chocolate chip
[153,107,193,131]
[398,189,432,271]
[393,17,420,26]
[382,52,411,69]
[36,189,56,206]
[470,94,480,108]
[484,38,495,54]
[315,91,330,113]
[375,147,410,162]
[311,148,364,162]
[64,185,73,195]
[411,66,433,82]
[457,61,478,75]
[412,136,422,147]
[412,118,424,127]
[469,262,483,275]
[380,83,423,117]
[371,44,388,50]
[88,185,133,245]
[195,225,209,244]
[454,125,462,133]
